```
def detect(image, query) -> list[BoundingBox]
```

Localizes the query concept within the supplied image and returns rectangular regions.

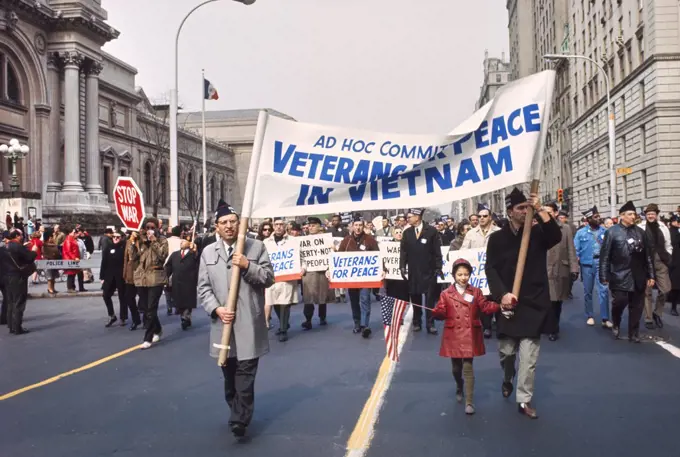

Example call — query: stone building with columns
[0,0,237,227]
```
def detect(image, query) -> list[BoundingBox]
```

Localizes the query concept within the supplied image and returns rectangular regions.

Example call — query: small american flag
[380,295,409,362]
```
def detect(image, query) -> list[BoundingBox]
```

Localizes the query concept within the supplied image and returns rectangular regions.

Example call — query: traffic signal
[557,188,564,203]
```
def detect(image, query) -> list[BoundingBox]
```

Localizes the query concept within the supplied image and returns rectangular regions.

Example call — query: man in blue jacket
[574,206,612,328]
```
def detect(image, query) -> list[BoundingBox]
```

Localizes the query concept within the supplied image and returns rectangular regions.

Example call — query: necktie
[227,246,233,258]
[181,250,185,259]
[416,227,420,238]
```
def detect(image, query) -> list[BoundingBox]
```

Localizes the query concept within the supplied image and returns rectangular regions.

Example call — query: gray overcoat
[198,237,275,361]
[547,222,579,301]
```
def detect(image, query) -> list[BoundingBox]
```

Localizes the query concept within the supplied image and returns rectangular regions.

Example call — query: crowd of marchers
[1,194,679,435]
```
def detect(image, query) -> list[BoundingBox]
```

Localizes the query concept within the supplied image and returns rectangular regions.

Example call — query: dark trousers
[552,301,563,333]
[409,284,438,328]
[0,281,7,325]
[66,272,84,291]
[6,275,28,331]
[221,357,259,427]
[103,277,127,319]
[611,289,645,337]
[273,304,291,331]
[138,285,164,342]
[303,303,326,321]
[124,283,141,325]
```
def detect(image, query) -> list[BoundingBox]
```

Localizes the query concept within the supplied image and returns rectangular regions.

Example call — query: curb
[28,291,112,300]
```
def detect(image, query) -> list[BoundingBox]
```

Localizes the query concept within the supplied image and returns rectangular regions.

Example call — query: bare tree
[178,141,220,224]
[135,93,172,217]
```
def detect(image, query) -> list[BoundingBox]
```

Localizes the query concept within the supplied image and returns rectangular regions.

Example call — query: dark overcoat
[165,250,199,310]
[399,224,442,295]
[669,228,680,290]
[486,217,562,338]
[432,284,500,358]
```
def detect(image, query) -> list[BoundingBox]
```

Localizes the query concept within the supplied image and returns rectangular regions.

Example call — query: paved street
[2,287,680,457]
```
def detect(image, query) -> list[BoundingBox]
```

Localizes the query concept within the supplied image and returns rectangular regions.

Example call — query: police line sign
[249,71,555,217]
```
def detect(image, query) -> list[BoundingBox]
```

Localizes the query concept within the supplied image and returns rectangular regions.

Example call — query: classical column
[46,53,62,192]
[62,51,84,193]
[85,60,103,194]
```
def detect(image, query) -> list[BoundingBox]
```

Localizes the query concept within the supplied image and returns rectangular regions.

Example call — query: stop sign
[114,176,146,231]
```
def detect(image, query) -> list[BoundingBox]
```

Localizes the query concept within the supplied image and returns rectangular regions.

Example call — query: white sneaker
[586,317,595,326]
[603,320,613,328]
[152,333,161,343]
[140,341,152,350]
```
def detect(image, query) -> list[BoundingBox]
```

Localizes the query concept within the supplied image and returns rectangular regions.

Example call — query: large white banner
[249,71,555,217]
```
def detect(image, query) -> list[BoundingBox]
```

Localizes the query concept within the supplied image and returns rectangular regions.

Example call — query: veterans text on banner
[248,71,555,217]
[329,251,383,289]
[263,239,302,282]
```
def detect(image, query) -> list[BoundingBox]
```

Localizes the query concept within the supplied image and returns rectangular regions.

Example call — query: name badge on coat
[421,238,427,244]
[463,293,474,303]
[627,238,635,244]
[359,244,366,250]
[110,249,116,254]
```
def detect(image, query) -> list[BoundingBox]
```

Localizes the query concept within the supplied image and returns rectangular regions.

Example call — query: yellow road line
[345,308,413,457]
[0,344,140,401]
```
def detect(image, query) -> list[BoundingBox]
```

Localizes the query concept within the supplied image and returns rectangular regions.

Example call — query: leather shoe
[653,312,663,329]
[129,323,139,331]
[671,308,679,316]
[612,326,620,339]
[426,327,438,335]
[301,321,312,331]
[629,333,641,343]
[14,327,31,335]
[518,402,538,419]
[278,332,288,342]
[548,333,558,341]
[502,381,513,398]
[230,423,246,437]
[483,329,492,339]
[413,325,422,332]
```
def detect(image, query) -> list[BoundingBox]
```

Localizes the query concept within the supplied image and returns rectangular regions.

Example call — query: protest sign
[248,71,555,217]
[298,233,333,272]
[379,241,401,280]
[263,239,302,282]
[447,247,489,294]
[329,251,382,289]
[376,236,393,243]
[332,237,344,250]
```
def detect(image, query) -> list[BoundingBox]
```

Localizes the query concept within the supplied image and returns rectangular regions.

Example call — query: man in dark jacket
[1,230,37,334]
[486,188,562,419]
[165,239,199,330]
[100,231,127,327]
[599,201,655,342]
[399,208,443,335]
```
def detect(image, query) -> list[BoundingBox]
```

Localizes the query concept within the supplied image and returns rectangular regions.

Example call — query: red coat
[62,235,81,275]
[432,284,500,358]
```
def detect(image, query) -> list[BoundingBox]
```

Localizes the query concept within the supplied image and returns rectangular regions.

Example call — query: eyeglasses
[479,214,490,218]
[262,228,272,231]
[113,236,121,240]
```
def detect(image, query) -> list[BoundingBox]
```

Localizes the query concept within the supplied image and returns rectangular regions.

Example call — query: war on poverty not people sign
[248,71,555,218]
[298,233,334,272]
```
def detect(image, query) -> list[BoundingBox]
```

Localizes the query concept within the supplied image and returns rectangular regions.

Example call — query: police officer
[574,206,612,328]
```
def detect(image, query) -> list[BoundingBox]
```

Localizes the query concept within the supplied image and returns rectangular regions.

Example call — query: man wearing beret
[485,188,562,419]
[599,201,655,342]
[399,207,443,334]
[197,202,275,438]
[574,206,612,328]
[639,203,672,329]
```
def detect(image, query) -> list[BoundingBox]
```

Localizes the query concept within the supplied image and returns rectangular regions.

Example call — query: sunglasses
[113,236,121,239]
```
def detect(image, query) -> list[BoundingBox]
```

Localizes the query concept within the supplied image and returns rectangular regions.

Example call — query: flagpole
[201,69,208,229]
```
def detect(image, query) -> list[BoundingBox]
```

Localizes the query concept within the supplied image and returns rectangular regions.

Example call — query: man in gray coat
[198,202,275,438]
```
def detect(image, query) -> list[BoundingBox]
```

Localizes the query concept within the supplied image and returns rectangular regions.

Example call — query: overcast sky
[103,0,508,214]
[104,0,508,134]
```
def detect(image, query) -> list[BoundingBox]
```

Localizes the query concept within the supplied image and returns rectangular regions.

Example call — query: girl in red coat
[432,258,501,415]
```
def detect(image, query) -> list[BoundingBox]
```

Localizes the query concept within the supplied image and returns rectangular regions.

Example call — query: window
[220,179,226,201]
[496,74,502,83]
[210,177,216,211]
[641,169,647,199]
[0,53,22,104]
[119,169,127,177]
[622,174,628,202]
[143,161,152,205]
[159,164,167,208]
[593,113,598,137]
[640,124,646,154]
[638,34,644,62]
[620,94,626,120]
[103,166,111,202]
[619,134,627,162]
[639,81,645,108]
[187,171,194,207]
[619,52,625,80]
[626,45,632,71]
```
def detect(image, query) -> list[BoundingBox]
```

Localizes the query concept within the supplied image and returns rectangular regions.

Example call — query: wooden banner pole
[511,179,540,297]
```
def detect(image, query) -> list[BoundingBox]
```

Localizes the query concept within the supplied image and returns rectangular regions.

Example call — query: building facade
[507,0,536,81]
[457,51,512,220]
[569,0,680,217]
[0,0,237,227]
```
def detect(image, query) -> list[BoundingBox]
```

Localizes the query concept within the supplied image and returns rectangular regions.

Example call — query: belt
[593,255,600,259]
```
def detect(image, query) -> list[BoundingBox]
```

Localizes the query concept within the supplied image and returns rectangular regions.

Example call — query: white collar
[415,223,423,232]
[454,283,466,294]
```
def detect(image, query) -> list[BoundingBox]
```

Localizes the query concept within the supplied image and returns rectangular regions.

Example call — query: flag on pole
[204,78,219,100]
[380,295,409,362]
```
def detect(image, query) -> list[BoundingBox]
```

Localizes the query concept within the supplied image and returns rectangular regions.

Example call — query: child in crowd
[432,258,505,415]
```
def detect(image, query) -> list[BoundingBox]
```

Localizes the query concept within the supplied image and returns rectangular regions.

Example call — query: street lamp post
[0,138,30,196]
[170,0,256,227]
[543,53,616,218]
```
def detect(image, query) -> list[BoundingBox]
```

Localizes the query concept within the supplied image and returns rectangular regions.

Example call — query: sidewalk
[28,279,108,299]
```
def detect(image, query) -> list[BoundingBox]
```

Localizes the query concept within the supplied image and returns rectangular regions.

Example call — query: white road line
[656,341,680,358]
